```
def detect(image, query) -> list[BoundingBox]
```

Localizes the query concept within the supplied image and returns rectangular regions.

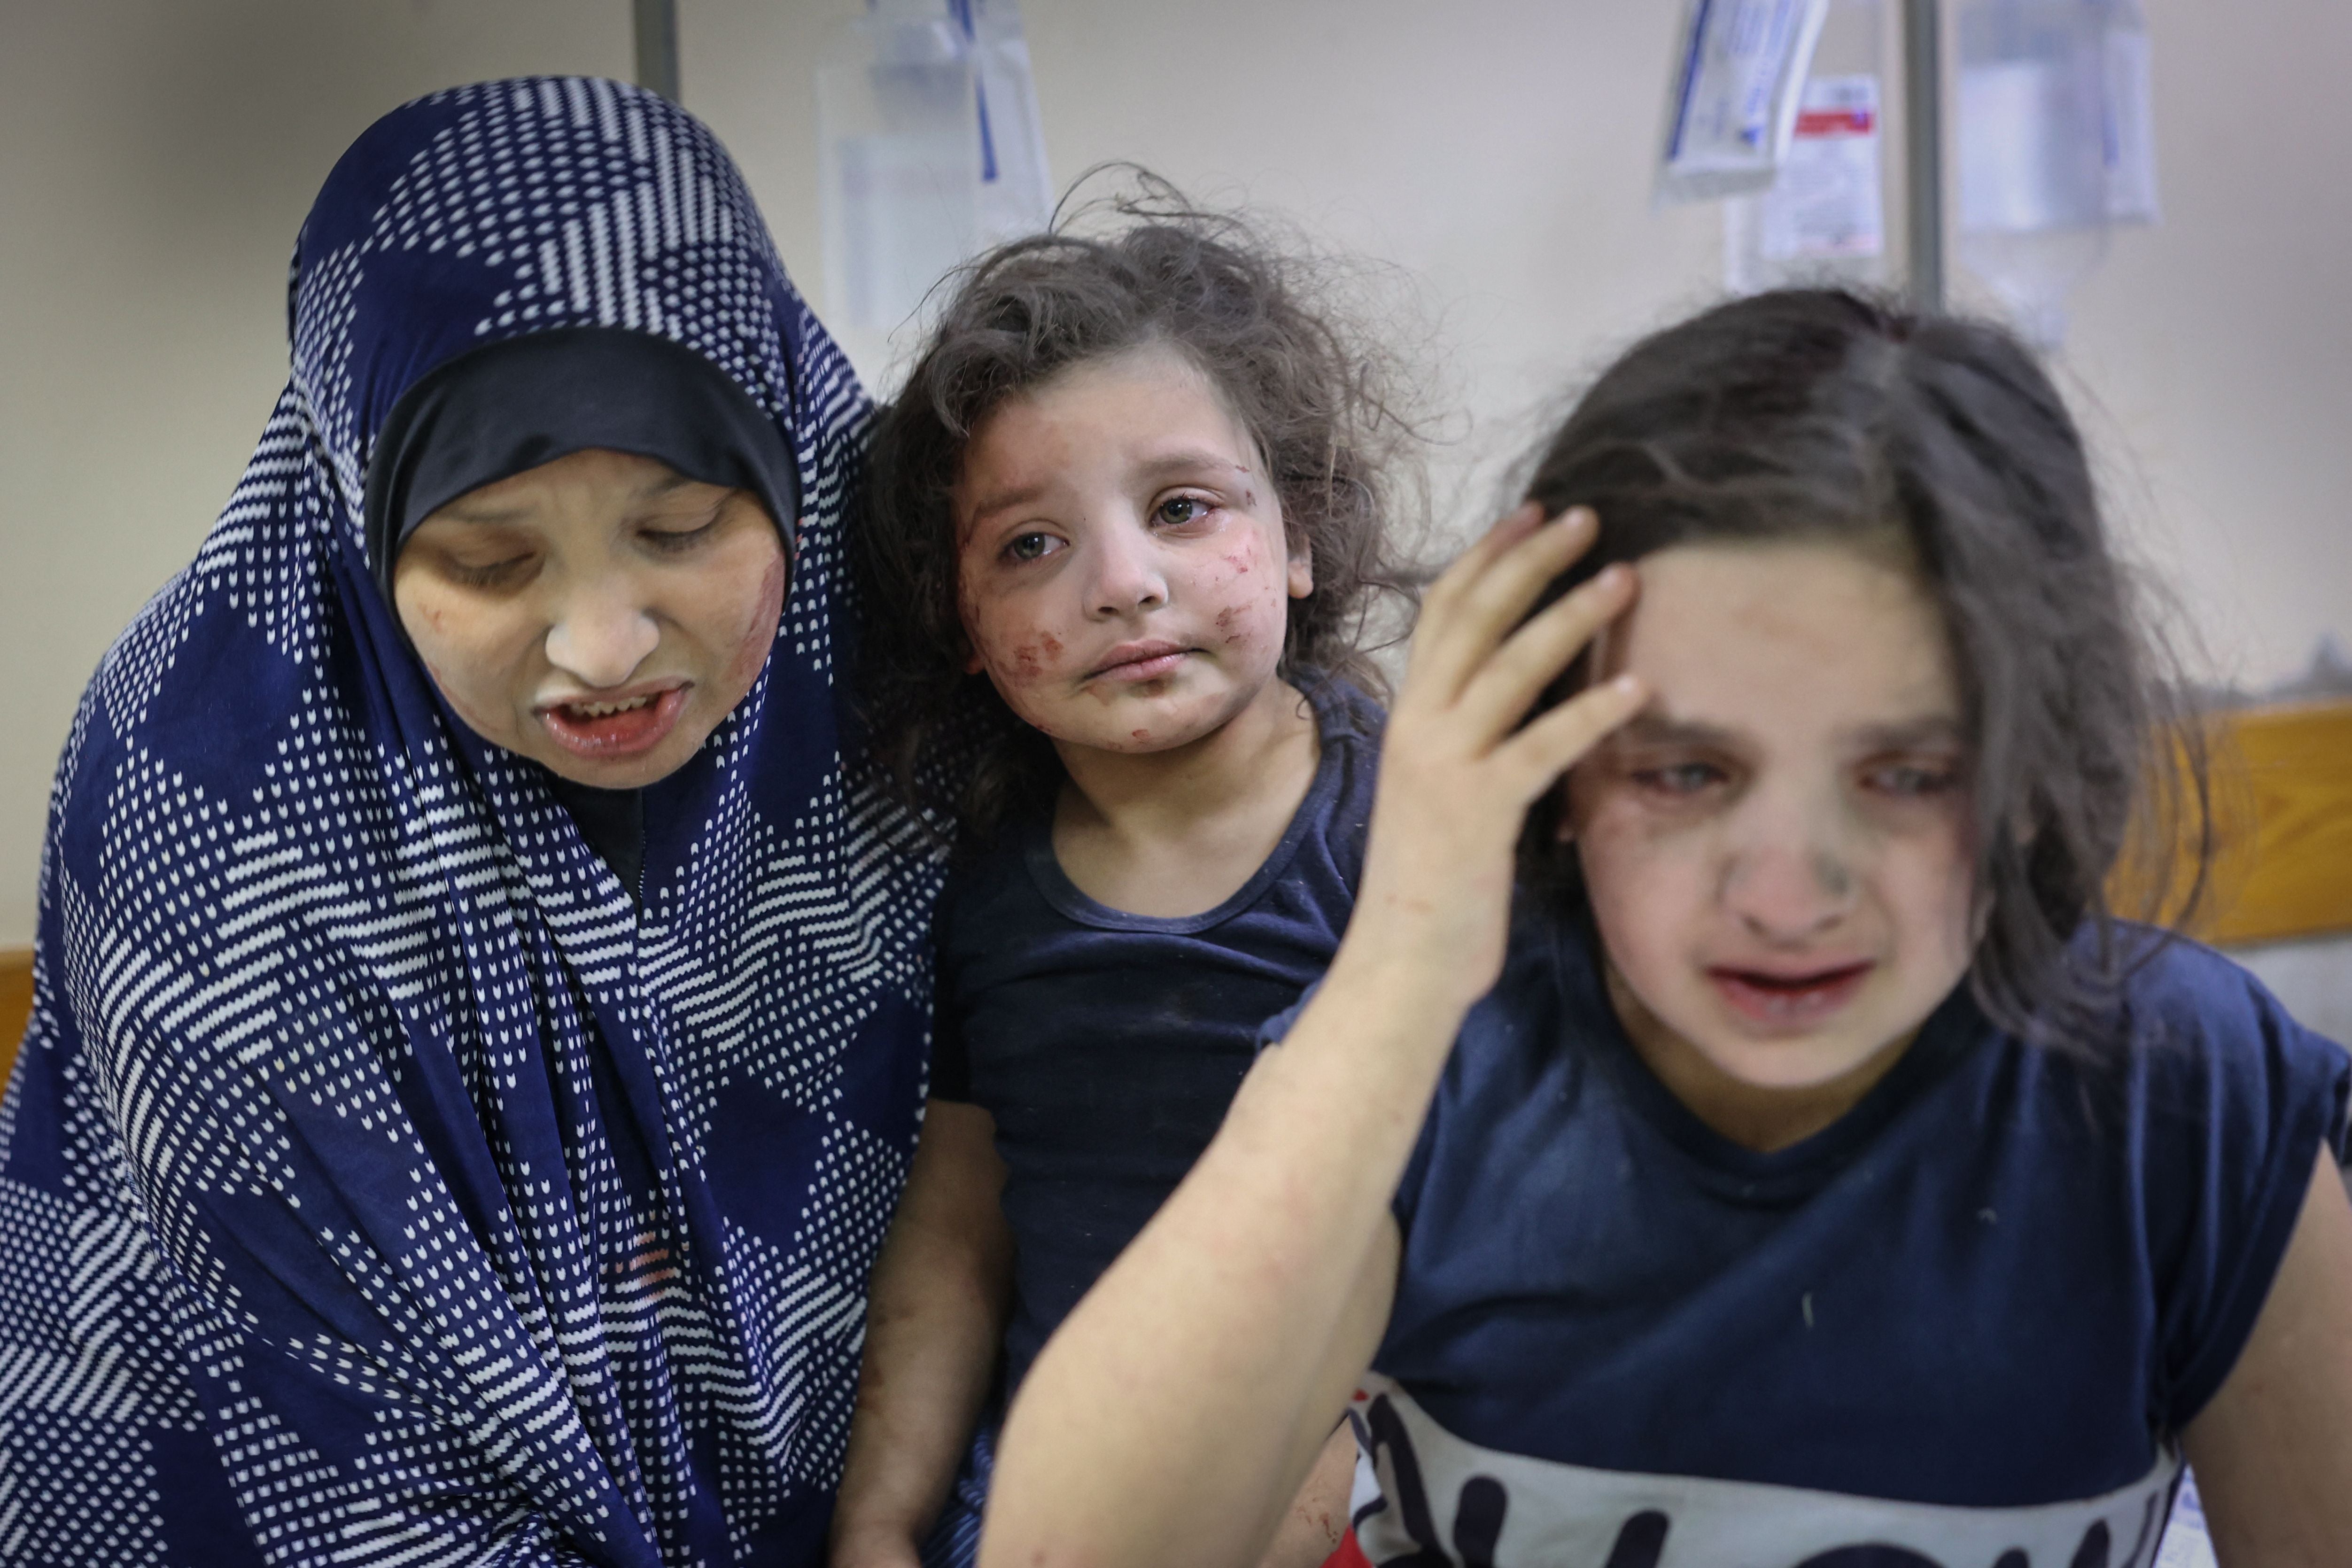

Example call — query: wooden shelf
[1,948,28,1089]
[2125,699,2352,949]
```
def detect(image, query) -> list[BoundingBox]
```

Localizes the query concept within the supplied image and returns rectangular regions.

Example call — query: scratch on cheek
[1130,729,1149,741]
[724,553,789,686]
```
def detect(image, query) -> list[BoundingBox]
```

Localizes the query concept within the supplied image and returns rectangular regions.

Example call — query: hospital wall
[2,0,2348,958]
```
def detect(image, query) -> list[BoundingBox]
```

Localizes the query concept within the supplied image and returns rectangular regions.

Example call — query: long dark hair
[1517,287,2209,1052]
[854,179,1421,844]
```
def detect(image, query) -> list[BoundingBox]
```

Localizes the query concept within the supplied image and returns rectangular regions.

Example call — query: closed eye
[642,518,720,552]
[443,552,536,589]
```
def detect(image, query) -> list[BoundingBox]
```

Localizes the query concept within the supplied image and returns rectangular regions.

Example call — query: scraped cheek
[724,551,788,688]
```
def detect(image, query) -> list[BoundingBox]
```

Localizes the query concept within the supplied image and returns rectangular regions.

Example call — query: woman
[0,79,941,1566]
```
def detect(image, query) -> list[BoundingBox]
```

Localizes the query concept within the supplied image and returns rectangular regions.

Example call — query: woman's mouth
[536,685,691,759]
[1706,962,1874,1029]
[1087,642,1193,684]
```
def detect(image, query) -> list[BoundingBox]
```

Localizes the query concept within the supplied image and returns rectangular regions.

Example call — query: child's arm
[2181,1145,2352,1565]
[831,1100,1015,1568]
[1254,1422,1362,1568]
[980,507,1643,1568]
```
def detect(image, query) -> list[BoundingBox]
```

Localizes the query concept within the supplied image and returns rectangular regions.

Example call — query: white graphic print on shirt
[1346,1374,2181,1568]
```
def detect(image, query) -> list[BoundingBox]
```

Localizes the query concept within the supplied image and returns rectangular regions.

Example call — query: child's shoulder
[2091,930,2349,1166]
[2104,929,2348,1085]
[1299,669,1387,743]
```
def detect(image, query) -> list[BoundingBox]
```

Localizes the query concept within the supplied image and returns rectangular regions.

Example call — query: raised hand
[1346,504,1644,1009]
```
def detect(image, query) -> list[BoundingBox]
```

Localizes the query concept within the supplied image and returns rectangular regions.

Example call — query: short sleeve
[1253,984,1318,1054]
[2139,947,2352,1428]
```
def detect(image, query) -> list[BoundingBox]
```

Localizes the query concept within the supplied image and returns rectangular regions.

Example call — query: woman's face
[393,447,788,788]
[1567,541,1979,1107]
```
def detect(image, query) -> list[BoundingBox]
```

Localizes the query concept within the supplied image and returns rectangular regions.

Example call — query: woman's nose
[543,586,660,689]
[1085,521,1169,618]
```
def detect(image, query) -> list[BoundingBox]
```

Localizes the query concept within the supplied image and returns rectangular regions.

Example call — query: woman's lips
[536,685,690,759]
[1707,962,1874,1029]
[1087,642,1192,683]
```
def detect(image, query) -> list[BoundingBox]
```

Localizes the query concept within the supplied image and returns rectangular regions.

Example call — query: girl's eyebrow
[1617,712,1737,748]
[1847,716,1965,749]
[962,481,1051,530]
[1131,449,1250,484]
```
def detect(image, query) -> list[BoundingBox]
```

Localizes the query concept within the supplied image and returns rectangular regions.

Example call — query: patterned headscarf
[0,78,941,1567]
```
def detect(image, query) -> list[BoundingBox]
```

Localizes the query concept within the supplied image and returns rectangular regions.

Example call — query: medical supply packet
[1659,0,1833,203]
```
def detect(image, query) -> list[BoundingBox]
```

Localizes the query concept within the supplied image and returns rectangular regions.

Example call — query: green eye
[1155,496,1214,527]
[1005,532,1057,562]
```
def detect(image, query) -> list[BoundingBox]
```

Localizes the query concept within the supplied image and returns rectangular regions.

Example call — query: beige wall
[3,0,2348,945]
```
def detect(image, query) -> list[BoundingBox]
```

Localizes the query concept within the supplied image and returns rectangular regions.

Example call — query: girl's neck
[1049,677,1321,919]
[1602,961,1918,1155]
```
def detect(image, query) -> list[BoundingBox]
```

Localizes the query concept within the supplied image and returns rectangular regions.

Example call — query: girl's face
[1568,541,1978,1101]
[952,345,1312,755]
[393,447,788,789]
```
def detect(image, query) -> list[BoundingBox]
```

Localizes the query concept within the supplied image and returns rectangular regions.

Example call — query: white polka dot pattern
[0,78,943,1568]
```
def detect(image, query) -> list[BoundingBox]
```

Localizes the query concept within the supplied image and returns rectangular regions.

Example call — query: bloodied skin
[951,343,1312,758]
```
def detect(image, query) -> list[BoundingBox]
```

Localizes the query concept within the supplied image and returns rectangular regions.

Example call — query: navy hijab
[0,79,942,1567]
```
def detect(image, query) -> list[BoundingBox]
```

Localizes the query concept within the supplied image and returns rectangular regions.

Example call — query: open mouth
[536,685,690,759]
[1706,962,1873,1028]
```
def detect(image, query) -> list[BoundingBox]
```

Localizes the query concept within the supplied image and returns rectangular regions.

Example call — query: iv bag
[818,0,1055,347]
[819,0,978,340]
[1956,0,2158,348]
[961,0,1055,245]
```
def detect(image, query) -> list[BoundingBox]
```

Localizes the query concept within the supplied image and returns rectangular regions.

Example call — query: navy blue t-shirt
[932,679,1381,1395]
[1295,907,2350,1567]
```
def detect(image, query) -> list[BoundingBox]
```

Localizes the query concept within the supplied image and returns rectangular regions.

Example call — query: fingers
[1454,561,1638,742]
[1408,507,1598,706]
[1495,671,1647,807]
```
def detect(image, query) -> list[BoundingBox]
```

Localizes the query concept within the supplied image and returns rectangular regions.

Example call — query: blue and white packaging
[1659,0,1834,203]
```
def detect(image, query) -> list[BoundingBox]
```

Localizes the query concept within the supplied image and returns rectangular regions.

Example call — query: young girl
[980,288,2352,1567]
[829,203,1419,1567]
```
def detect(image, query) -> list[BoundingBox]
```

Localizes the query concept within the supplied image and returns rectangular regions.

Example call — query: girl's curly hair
[1514,287,2212,1054]
[854,177,1422,844]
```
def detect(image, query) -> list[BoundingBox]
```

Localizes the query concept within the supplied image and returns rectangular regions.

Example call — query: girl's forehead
[1610,540,1962,737]
[955,346,1262,520]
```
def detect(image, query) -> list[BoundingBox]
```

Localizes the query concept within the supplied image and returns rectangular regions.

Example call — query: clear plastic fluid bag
[959,0,1055,247]
[818,0,1054,380]
[1956,0,2157,348]
[819,0,979,341]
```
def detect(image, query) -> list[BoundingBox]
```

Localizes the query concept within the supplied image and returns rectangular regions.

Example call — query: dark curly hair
[1515,287,2210,1053]
[854,178,1421,844]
